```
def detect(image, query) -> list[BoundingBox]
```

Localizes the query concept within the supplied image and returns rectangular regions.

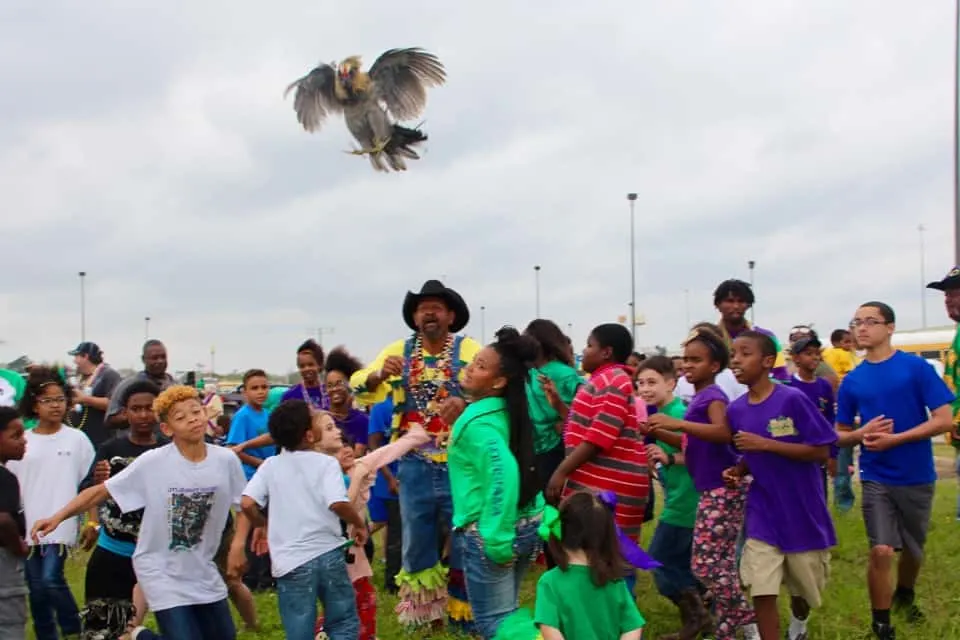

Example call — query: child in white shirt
[240,399,368,640]
[9,367,94,640]
[31,385,252,640]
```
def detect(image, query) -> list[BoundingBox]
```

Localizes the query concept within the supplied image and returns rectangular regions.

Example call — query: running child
[787,334,837,494]
[534,491,646,639]
[725,331,837,640]
[315,423,431,639]
[239,399,368,640]
[646,327,757,640]
[0,407,27,640]
[32,385,252,640]
[636,355,710,640]
[81,380,163,638]
[10,367,94,640]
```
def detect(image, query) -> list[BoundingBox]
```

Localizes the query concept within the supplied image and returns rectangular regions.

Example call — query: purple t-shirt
[281,383,330,410]
[728,384,838,553]
[787,376,838,459]
[683,384,735,492]
[335,408,369,447]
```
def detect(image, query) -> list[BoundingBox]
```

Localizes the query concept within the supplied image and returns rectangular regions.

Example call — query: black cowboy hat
[402,280,470,333]
[926,266,960,291]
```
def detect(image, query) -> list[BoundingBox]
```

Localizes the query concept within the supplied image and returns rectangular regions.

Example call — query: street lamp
[144,316,151,341]
[316,327,335,348]
[627,193,638,344]
[747,260,756,324]
[78,271,87,341]
[919,224,928,328]
[480,306,486,344]
[954,0,960,262]
[534,265,541,318]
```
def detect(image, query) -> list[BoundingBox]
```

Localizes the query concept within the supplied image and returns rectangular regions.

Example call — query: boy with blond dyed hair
[32,385,253,640]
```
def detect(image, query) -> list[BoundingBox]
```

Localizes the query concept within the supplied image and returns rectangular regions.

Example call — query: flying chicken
[285,47,446,172]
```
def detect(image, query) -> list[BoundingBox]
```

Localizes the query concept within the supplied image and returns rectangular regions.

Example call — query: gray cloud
[1,1,956,374]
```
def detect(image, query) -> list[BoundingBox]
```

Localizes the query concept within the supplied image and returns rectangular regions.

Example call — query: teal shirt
[449,396,545,563]
[526,361,582,455]
[656,397,700,528]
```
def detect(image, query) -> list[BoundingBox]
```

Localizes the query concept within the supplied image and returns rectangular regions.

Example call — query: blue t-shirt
[836,350,954,485]
[225,404,274,480]
[369,398,396,501]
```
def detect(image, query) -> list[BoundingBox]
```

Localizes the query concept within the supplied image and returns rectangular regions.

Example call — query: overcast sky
[1,1,957,374]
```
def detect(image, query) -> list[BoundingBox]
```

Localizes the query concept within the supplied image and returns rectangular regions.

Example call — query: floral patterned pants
[691,484,755,639]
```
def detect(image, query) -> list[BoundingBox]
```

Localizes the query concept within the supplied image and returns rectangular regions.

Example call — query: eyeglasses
[849,318,887,329]
[38,396,67,405]
[327,379,348,390]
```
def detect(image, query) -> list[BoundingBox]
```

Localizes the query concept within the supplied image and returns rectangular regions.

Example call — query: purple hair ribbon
[597,490,662,571]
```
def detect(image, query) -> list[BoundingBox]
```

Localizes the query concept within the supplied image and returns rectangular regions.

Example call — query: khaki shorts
[740,538,830,607]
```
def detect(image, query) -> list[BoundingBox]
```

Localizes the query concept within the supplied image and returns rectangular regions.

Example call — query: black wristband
[666,453,676,466]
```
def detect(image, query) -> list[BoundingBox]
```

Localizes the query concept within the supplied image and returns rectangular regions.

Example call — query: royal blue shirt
[836,351,953,485]
[225,404,274,480]
[369,398,397,501]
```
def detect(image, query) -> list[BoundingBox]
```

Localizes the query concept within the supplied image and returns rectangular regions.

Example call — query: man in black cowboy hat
[926,266,960,518]
[350,279,481,628]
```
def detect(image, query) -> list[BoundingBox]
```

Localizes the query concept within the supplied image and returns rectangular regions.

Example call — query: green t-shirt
[655,397,700,528]
[946,326,960,449]
[526,361,582,455]
[534,565,645,639]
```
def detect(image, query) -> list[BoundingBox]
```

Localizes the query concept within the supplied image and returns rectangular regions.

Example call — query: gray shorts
[0,595,26,640]
[861,481,935,559]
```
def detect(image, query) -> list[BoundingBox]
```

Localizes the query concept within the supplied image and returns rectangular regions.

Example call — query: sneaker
[893,594,925,624]
[871,622,896,639]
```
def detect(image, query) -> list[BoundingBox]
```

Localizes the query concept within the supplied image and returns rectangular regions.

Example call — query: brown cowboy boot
[658,589,712,640]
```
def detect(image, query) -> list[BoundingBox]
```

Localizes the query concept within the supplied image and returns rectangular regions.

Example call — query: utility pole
[316,327,335,348]
[627,193,638,345]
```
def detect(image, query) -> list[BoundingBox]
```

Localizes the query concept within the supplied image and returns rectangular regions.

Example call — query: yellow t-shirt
[822,347,857,380]
[350,336,481,461]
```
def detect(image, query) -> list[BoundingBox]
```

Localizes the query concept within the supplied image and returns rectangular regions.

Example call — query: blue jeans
[25,544,80,640]
[458,517,541,639]
[834,445,856,511]
[397,456,461,574]
[649,522,697,599]
[276,547,358,640]
[136,599,235,640]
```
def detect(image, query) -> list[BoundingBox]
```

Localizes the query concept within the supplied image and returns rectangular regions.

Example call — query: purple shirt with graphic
[728,384,838,553]
[682,384,736,492]
[787,376,838,459]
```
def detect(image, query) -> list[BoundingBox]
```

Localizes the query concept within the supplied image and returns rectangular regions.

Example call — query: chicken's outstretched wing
[368,48,446,122]
[285,64,342,132]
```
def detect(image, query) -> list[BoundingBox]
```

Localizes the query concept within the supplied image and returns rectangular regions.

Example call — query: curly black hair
[296,339,325,367]
[325,346,364,379]
[713,279,755,307]
[18,366,72,420]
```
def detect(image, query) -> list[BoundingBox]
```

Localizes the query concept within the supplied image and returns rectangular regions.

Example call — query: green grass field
[28,479,960,639]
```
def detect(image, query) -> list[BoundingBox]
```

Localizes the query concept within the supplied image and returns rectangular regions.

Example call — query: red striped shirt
[563,364,649,538]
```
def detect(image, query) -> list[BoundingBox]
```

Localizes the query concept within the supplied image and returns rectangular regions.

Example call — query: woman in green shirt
[523,319,581,516]
[449,327,545,640]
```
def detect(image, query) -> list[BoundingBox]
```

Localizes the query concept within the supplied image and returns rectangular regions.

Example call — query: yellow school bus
[892,326,956,445]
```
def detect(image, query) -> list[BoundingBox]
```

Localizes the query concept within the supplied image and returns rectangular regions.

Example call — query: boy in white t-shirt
[9,367,94,640]
[31,385,253,640]
[239,400,368,640]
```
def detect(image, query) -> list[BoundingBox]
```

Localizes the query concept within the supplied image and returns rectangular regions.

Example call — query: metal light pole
[480,306,486,344]
[144,316,151,341]
[954,0,960,263]
[747,260,756,324]
[919,224,928,328]
[316,327,335,348]
[210,346,216,375]
[78,271,87,341]
[627,193,638,344]
[534,265,541,318]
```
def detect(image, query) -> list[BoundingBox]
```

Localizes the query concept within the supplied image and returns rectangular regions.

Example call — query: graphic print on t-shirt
[167,487,216,551]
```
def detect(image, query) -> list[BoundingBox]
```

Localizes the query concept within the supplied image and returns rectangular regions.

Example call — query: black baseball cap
[926,266,960,291]
[790,336,822,355]
[68,342,103,359]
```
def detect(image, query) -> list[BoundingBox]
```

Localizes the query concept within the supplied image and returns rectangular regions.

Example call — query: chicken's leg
[344,136,392,156]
